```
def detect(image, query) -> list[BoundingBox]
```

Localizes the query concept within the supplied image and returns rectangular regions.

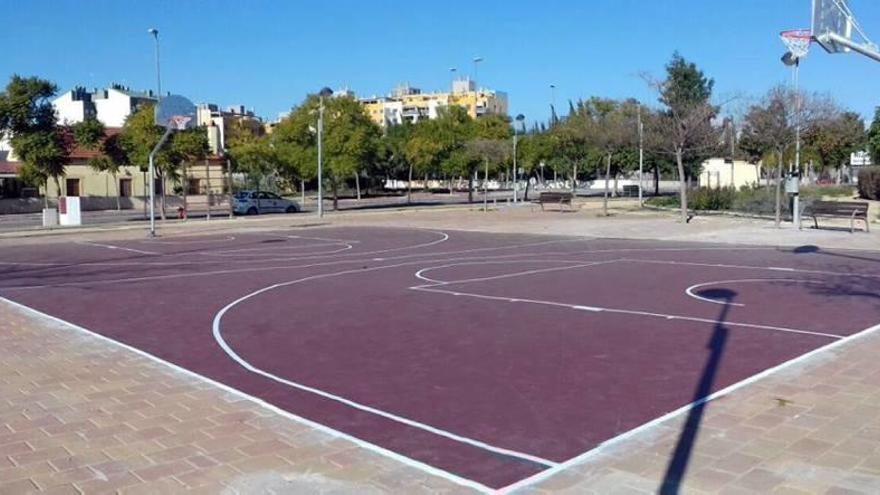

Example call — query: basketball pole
[148,128,174,237]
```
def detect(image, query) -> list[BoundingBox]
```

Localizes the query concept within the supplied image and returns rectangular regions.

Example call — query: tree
[169,127,209,216]
[411,106,475,201]
[803,111,865,182]
[570,98,637,215]
[740,85,834,226]
[0,75,67,205]
[868,107,880,166]
[72,117,127,211]
[272,93,381,210]
[118,104,175,219]
[646,53,721,223]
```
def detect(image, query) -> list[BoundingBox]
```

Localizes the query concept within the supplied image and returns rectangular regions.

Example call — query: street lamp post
[317,87,333,218]
[472,57,483,86]
[637,103,644,207]
[147,28,161,237]
[513,114,525,203]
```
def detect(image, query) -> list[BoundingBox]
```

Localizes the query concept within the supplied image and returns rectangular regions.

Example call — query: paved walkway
[3,207,880,493]
[0,302,468,494]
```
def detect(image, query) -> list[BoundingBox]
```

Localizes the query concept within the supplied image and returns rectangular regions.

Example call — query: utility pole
[638,104,644,207]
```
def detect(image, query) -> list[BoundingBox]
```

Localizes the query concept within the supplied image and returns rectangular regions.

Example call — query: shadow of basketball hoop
[660,288,735,494]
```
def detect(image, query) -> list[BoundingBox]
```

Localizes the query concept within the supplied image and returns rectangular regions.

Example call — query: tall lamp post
[512,114,525,203]
[147,28,161,237]
[472,57,483,86]
[317,87,333,218]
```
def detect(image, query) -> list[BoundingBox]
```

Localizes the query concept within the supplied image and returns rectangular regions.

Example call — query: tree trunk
[483,157,489,211]
[43,179,49,209]
[407,163,414,204]
[53,176,62,200]
[603,153,611,216]
[159,171,167,221]
[205,158,211,220]
[612,171,619,198]
[775,150,783,228]
[524,173,532,201]
[572,163,577,193]
[354,171,361,201]
[653,163,660,196]
[181,163,188,220]
[113,172,120,211]
[468,172,474,203]
[675,148,688,223]
[332,179,339,211]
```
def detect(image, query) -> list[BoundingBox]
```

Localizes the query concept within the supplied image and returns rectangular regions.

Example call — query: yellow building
[360,79,508,128]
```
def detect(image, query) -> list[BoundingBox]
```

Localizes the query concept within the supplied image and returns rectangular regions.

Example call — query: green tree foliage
[271,93,381,209]
[72,117,127,210]
[804,112,865,176]
[119,104,166,217]
[648,53,720,223]
[0,75,67,201]
[868,108,880,166]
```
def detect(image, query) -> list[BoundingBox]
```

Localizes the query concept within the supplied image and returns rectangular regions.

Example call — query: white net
[169,115,193,131]
[781,29,812,58]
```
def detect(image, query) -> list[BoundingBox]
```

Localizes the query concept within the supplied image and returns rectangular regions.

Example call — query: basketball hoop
[781,29,813,60]
[168,115,193,131]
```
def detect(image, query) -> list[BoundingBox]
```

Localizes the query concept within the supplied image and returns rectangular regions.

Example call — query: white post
[317,96,324,218]
[512,130,518,203]
[147,127,173,237]
[793,60,801,226]
[638,104,644,206]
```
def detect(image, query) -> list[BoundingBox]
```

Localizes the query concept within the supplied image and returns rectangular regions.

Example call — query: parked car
[232,191,300,215]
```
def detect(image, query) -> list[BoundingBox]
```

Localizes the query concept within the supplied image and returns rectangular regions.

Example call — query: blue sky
[2,0,878,124]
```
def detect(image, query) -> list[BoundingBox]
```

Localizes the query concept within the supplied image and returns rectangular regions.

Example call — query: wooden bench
[804,200,869,233]
[537,191,574,211]
[621,185,640,197]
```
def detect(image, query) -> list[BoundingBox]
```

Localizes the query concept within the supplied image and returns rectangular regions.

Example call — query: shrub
[690,187,735,211]
[646,195,679,208]
[731,185,786,216]
[858,167,880,200]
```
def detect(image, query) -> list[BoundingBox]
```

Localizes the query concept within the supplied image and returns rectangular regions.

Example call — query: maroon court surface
[2,226,880,490]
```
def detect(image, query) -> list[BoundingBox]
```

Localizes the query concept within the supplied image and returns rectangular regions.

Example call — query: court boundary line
[496,319,880,493]
[409,261,844,340]
[212,261,561,469]
[0,295,496,494]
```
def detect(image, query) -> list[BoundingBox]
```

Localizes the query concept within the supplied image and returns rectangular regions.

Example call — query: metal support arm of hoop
[818,31,880,62]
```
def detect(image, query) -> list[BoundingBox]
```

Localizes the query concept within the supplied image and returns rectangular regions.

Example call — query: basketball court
[2,225,880,491]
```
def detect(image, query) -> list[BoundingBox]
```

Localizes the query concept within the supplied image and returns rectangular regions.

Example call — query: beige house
[3,129,227,208]
[699,158,761,189]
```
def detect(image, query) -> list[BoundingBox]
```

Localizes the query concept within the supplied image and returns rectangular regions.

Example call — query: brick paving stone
[5,216,880,494]
[0,301,475,494]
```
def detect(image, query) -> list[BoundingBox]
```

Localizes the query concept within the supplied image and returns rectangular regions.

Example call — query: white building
[699,158,761,189]
[196,103,263,154]
[53,85,158,127]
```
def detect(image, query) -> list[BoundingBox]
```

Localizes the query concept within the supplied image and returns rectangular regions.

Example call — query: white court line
[497,319,880,493]
[417,286,844,340]
[685,278,829,308]
[0,296,494,494]
[140,235,236,244]
[76,241,159,256]
[410,286,843,340]
[211,262,560,469]
[204,243,354,256]
[623,257,880,279]
[415,260,614,285]
[0,239,601,290]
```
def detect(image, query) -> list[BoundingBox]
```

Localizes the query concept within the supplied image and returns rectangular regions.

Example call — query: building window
[119,178,132,198]
[187,178,201,195]
[65,178,81,197]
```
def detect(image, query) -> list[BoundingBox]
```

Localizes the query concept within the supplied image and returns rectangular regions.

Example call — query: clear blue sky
[2,0,878,124]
